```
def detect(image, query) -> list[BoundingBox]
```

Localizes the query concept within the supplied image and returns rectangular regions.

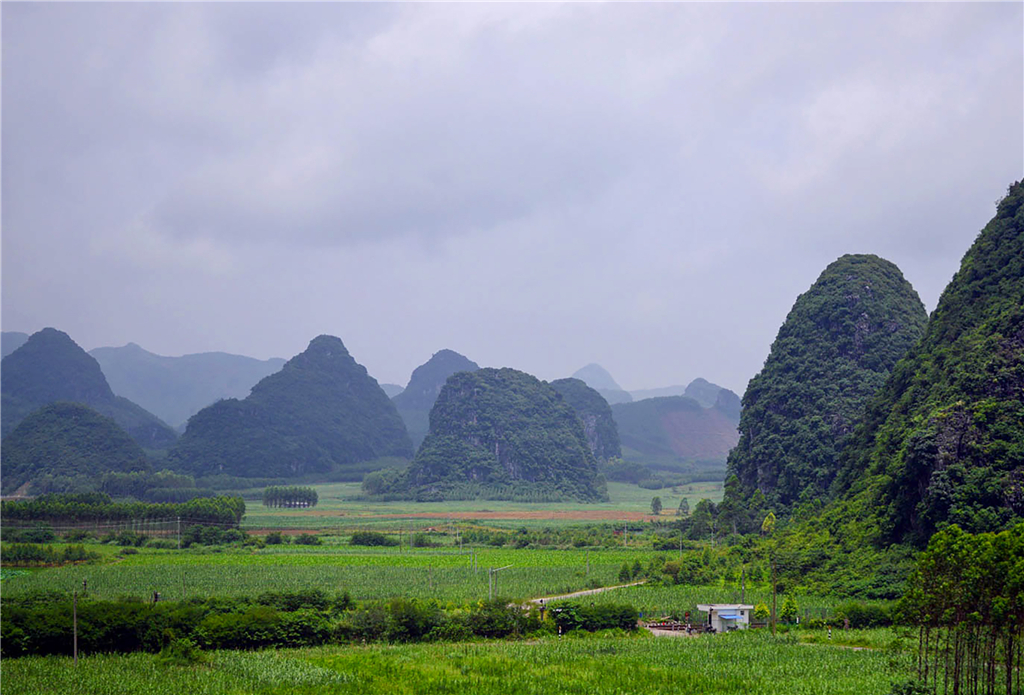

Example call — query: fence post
[177,516,181,550]
[73,590,78,666]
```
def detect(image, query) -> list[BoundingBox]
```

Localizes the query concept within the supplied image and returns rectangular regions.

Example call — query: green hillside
[549,377,622,461]
[90,342,285,428]
[836,181,1024,545]
[724,254,928,515]
[392,349,479,448]
[1,328,178,449]
[400,368,606,502]
[169,335,413,479]
[0,402,150,494]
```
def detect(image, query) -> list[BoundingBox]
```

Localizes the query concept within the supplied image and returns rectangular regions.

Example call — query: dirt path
[528,581,646,604]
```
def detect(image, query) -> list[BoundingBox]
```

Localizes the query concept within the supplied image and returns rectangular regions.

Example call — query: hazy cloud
[3,2,1021,394]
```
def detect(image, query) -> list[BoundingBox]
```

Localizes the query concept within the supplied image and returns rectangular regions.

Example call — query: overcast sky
[3,3,1021,395]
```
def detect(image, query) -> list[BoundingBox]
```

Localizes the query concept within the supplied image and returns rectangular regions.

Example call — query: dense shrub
[350,531,398,547]
[834,601,892,628]
[551,603,639,633]
[293,533,321,546]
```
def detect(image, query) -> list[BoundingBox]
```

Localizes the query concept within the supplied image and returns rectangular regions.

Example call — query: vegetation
[263,486,319,508]
[0,403,151,494]
[1,492,246,526]
[170,335,413,479]
[837,182,1024,544]
[0,327,178,449]
[899,523,1024,694]
[725,254,928,517]
[398,368,607,502]
[550,377,622,460]
[392,349,479,449]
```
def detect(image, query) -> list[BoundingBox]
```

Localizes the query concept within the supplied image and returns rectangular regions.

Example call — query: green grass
[239,481,724,532]
[0,631,904,695]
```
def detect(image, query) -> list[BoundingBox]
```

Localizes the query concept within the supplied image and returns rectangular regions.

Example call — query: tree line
[261,486,318,508]
[0,493,246,527]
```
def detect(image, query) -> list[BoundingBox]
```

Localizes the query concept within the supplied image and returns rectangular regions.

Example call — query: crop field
[239,481,724,532]
[1,631,902,695]
[1,543,859,621]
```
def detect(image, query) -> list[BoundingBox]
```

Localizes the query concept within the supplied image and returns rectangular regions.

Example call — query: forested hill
[1,328,178,449]
[835,181,1024,545]
[1,403,151,494]
[549,378,622,461]
[392,350,479,448]
[90,343,286,428]
[724,254,928,516]
[169,335,413,479]
[400,368,606,502]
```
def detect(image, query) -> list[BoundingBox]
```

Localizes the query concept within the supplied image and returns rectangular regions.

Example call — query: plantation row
[1,493,246,525]
[1,590,637,659]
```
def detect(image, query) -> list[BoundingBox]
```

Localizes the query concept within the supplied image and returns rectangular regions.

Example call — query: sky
[2,3,1022,396]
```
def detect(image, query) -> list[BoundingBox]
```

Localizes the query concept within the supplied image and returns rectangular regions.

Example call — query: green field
[238,481,724,532]
[0,630,903,695]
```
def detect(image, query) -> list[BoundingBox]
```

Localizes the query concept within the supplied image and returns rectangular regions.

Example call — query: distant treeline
[1,591,637,658]
[261,486,318,508]
[0,493,246,526]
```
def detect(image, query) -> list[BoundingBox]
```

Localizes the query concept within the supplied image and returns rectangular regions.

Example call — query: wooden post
[488,568,493,601]
[73,590,78,666]
[741,566,746,604]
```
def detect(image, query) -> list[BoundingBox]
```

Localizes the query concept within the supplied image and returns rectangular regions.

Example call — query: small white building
[696,604,755,632]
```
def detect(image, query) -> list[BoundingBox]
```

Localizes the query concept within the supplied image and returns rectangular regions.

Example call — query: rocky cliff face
[550,377,622,461]
[392,349,479,449]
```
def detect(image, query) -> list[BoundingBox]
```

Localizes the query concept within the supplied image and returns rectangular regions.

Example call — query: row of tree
[261,486,318,508]
[899,523,1024,695]
[0,493,246,526]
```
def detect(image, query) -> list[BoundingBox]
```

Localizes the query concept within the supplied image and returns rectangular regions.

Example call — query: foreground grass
[1,631,901,695]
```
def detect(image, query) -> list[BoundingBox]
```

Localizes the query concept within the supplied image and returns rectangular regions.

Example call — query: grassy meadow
[1,630,905,695]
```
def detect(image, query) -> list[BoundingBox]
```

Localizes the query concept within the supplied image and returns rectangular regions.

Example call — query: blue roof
[718,613,744,620]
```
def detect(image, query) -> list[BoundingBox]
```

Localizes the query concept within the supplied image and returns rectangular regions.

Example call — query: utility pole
[176,517,181,550]
[73,590,78,666]
[741,566,746,604]
[623,521,627,548]
[586,550,590,576]
[488,565,513,601]
[771,558,777,636]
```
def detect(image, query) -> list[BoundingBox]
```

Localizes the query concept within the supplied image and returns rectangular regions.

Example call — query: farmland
[1,630,901,695]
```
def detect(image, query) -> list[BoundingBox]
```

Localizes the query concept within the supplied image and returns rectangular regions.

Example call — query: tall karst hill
[1,328,178,449]
[169,335,413,479]
[724,254,929,516]
[572,363,633,404]
[90,343,286,429]
[392,349,479,449]
[835,181,1024,545]
[399,368,606,502]
[549,378,622,461]
[1,403,151,494]
[611,395,740,470]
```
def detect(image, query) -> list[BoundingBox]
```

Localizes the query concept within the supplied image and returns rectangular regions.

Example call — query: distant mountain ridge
[393,349,479,449]
[1,331,29,359]
[571,363,632,404]
[629,378,733,407]
[169,335,413,479]
[612,395,740,469]
[90,343,286,428]
[1,328,178,450]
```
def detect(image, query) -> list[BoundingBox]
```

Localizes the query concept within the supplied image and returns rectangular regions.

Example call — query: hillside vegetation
[170,335,412,479]
[549,378,621,461]
[0,403,151,494]
[1,328,178,449]
[835,181,1024,545]
[398,368,606,502]
[724,254,928,516]
[392,349,479,448]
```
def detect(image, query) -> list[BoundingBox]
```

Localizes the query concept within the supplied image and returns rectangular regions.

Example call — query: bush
[146,539,177,549]
[551,603,638,633]
[835,601,892,628]
[265,532,284,545]
[350,531,397,547]
[157,637,205,666]
[3,526,56,544]
[294,533,321,546]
